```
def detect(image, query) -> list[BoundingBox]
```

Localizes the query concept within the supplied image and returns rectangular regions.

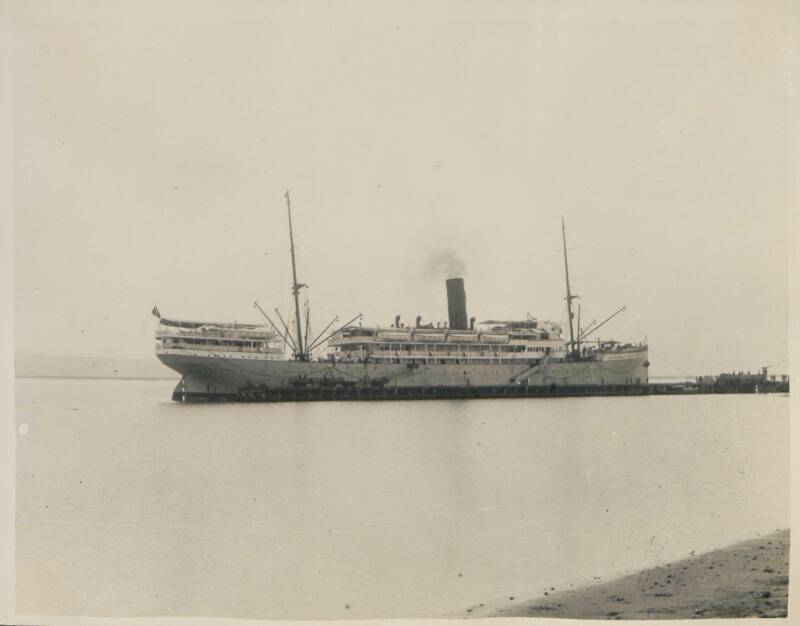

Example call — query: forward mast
[286,190,308,361]
[561,218,578,357]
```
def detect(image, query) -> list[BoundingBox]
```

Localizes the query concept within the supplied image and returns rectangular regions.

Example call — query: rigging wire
[647,347,693,378]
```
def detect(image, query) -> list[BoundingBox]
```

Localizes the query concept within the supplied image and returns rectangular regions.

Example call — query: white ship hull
[157,347,649,400]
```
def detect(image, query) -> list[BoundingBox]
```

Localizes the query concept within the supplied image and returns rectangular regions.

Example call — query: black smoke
[427,250,466,278]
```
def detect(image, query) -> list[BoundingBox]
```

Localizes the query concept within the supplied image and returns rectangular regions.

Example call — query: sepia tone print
[6,0,792,623]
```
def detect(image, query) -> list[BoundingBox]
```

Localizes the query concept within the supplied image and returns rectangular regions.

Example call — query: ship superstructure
[327,318,645,368]
[328,317,566,365]
[155,317,283,359]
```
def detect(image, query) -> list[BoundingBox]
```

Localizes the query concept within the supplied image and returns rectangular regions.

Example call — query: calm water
[15,378,790,619]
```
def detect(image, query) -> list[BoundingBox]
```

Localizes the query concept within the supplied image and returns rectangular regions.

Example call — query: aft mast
[285,190,308,361]
[561,218,578,357]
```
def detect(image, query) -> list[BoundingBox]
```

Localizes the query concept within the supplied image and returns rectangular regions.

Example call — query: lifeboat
[413,332,446,343]
[446,332,478,343]
[478,333,509,344]
[377,330,411,342]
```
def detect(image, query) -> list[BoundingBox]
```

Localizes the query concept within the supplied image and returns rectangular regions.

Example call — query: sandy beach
[463,529,789,619]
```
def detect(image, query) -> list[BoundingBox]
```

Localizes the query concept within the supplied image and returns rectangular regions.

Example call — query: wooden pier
[173,379,789,403]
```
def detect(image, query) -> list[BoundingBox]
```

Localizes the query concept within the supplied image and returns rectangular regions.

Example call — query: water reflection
[16,379,790,619]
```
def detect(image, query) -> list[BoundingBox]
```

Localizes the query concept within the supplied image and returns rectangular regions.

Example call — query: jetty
[174,373,789,403]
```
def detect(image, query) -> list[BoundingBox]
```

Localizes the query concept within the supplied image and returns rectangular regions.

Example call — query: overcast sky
[9,0,792,377]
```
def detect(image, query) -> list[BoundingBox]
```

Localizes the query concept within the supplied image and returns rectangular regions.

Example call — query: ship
[154,193,649,402]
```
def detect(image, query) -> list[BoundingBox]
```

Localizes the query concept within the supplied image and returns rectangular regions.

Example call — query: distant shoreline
[15,375,179,381]
[14,353,178,380]
[463,529,790,619]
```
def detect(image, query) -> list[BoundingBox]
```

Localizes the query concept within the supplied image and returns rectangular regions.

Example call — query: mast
[285,190,307,360]
[561,217,577,355]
